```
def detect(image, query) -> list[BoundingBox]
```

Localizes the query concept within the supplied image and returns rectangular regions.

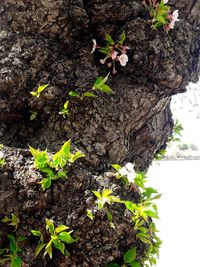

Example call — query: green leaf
[1,216,10,223]
[100,84,114,94]
[64,100,69,109]
[123,247,137,264]
[130,261,141,267]
[105,33,115,45]
[119,31,126,45]
[102,189,113,198]
[111,164,122,171]
[11,256,22,267]
[55,225,68,234]
[31,230,42,237]
[82,92,98,98]
[98,47,110,55]
[45,240,53,259]
[37,84,49,93]
[146,210,159,219]
[7,234,17,253]
[86,209,94,220]
[156,15,166,24]
[68,91,80,97]
[35,242,46,256]
[39,178,52,190]
[17,236,26,242]
[69,150,85,163]
[59,231,77,244]
[45,218,55,235]
[124,201,137,214]
[92,190,101,199]
[30,111,37,121]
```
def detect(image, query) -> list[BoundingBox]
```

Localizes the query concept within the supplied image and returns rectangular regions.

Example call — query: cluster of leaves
[91,163,162,266]
[92,32,129,74]
[106,247,141,267]
[1,214,20,231]
[29,140,85,190]
[143,0,179,31]
[31,219,77,259]
[92,73,114,94]
[0,234,26,267]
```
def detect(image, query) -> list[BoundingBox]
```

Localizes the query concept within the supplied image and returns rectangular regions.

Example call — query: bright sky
[171,80,200,147]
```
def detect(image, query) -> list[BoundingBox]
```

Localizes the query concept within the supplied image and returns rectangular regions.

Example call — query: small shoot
[59,100,70,118]
[91,32,129,74]
[0,234,26,267]
[0,145,5,168]
[92,73,114,94]
[30,111,37,121]
[92,189,121,210]
[2,214,20,231]
[69,91,97,100]
[31,219,77,259]
[30,84,49,98]
[29,140,85,190]
[86,209,94,221]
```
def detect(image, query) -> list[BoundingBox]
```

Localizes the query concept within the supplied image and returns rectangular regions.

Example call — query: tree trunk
[0,0,200,266]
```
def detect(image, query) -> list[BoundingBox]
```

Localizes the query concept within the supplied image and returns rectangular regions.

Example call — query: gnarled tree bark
[0,0,200,266]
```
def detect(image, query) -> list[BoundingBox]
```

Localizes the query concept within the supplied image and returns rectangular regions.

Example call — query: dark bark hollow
[0,0,200,266]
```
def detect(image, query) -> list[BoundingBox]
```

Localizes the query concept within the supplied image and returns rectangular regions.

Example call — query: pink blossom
[118,54,128,67]
[91,39,97,54]
[163,0,168,4]
[111,51,118,60]
[168,10,179,29]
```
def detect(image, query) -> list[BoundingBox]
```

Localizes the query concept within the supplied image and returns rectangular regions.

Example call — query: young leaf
[123,247,137,264]
[68,91,80,97]
[130,261,141,267]
[11,256,22,267]
[59,231,77,244]
[111,164,122,171]
[31,230,42,237]
[39,178,52,190]
[7,234,17,254]
[30,111,37,121]
[55,225,68,234]
[45,219,55,235]
[105,33,114,45]
[119,31,126,45]
[45,240,53,259]
[82,92,98,98]
[69,150,85,163]
[100,84,114,94]
[35,243,46,257]
[86,209,94,220]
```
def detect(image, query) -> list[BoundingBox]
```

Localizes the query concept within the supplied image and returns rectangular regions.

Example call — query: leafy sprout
[31,219,77,259]
[29,140,85,190]
[30,84,49,98]
[92,73,114,94]
[0,234,26,267]
[2,214,20,231]
[59,100,70,118]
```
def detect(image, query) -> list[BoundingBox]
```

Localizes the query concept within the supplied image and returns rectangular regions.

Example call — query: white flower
[118,53,129,67]
[163,0,168,4]
[91,39,97,54]
[168,10,179,29]
[0,151,4,159]
[100,57,107,64]
[118,162,136,183]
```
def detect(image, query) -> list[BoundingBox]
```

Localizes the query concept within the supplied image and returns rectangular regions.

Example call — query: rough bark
[0,0,200,266]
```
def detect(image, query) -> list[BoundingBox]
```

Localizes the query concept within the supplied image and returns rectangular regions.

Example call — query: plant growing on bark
[29,140,85,190]
[106,247,141,267]
[31,218,77,259]
[1,214,20,231]
[92,73,114,94]
[0,234,26,267]
[69,91,97,100]
[30,84,49,98]
[142,0,179,31]
[91,32,129,74]
[59,100,70,118]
